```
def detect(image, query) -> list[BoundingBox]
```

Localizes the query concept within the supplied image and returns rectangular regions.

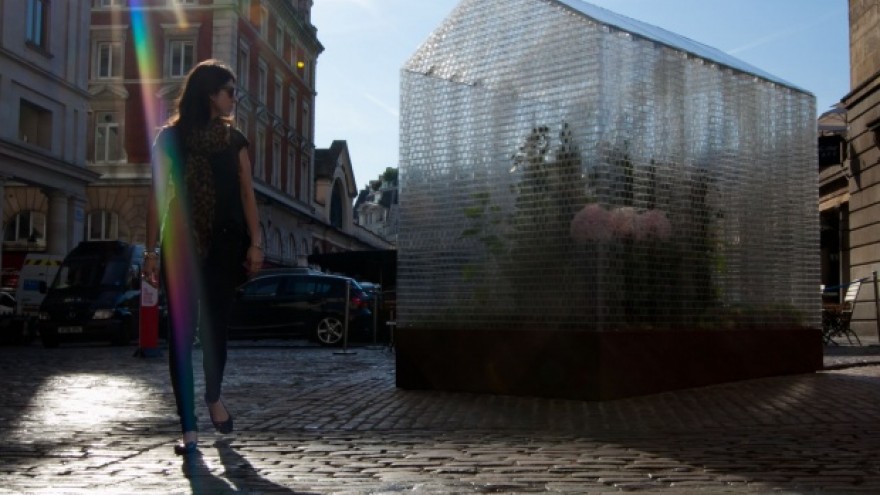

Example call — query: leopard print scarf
[183,119,231,259]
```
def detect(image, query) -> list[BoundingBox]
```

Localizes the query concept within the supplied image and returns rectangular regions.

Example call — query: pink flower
[635,209,672,241]
[570,203,612,244]
[609,207,637,240]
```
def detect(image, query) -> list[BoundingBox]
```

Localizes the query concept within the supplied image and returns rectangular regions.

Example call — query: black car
[228,272,371,345]
[38,241,144,347]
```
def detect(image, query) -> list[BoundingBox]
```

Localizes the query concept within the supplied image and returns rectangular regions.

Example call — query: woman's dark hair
[168,59,235,136]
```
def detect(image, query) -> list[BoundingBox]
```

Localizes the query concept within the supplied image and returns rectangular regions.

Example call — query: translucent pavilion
[396,0,822,399]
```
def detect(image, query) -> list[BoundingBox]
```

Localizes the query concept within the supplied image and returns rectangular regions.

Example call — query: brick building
[1,0,389,288]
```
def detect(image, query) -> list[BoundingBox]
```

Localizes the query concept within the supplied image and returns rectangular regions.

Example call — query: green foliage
[382,167,398,186]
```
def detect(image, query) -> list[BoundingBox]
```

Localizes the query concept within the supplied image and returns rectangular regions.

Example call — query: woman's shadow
[182,439,316,494]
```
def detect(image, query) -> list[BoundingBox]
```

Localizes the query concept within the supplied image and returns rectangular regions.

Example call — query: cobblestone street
[1,340,880,494]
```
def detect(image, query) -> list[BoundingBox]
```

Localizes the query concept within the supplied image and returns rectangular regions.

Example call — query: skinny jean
[164,231,245,433]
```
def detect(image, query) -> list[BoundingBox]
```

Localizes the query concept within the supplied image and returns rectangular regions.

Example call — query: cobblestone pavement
[2,340,880,494]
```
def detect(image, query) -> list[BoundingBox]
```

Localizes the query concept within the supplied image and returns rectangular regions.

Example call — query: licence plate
[58,326,83,334]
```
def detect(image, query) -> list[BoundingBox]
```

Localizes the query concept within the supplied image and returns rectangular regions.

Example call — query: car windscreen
[51,258,130,290]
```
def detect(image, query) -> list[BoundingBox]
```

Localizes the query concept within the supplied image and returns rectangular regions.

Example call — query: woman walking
[144,59,263,455]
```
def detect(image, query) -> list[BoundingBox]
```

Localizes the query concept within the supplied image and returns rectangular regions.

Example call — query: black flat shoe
[174,441,198,456]
[208,400,234,434]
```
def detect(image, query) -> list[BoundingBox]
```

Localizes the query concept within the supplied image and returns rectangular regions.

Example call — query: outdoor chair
[822,279,863,346]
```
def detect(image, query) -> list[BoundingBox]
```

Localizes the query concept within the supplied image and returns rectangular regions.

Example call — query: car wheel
[315,316,344,346]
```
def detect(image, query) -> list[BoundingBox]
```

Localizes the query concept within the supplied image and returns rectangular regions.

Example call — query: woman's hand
[245,245,264,276]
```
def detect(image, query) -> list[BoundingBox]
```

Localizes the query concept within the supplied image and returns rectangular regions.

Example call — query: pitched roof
[553,0,803,91]
[314,140,348,180]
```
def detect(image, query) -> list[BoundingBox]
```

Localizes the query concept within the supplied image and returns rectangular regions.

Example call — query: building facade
[818,105,850,303]
[1,0,388,290]
[0,0,97,289]
[842,0,880,335]
[353,172,399,246]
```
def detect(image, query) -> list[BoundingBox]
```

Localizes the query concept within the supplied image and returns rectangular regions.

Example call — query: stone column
[45,189,69,256]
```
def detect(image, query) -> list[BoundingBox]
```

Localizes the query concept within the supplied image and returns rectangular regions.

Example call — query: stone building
[0,0,96,288]
[353,172,399,246]
[1,0,389,288]
[842,0,880,336]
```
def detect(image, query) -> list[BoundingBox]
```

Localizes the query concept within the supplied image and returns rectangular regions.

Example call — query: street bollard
[134,276,162,358]
[334,279,356,355]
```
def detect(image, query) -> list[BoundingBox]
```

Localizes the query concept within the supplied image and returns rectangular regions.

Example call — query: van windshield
[51,258,130,290]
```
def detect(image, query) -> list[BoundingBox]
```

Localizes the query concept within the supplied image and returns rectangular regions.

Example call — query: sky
[312,0,850,190]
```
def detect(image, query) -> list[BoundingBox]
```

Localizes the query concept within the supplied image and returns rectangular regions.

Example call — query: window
[288,91,297,129]
[255,128,265,180]
[257,62,267,104]
[237,44,250,91]
[259,6,269,38]
[274,77,283,116]
[288,36,297,68]
[3,211,46,248]
[330,182,344,228]
[287,149,295,195]
[172,0,195,4]
[272,139,281,188]
[240,0,251,22]
[275,21,284,54]
[287,234,296,261]
[87,211,119,241]
[242,276,281,297]
[96,42,122,79]
[302,102,310,141]
[26,0,49,50]
[95,113,121,162]
[265,228,277,257]
[19,99,52,150]
[95,0,124,7]
[299,159,309,201]
[236,114,248,139]
[169,40,194,77]
[272,228,282,257]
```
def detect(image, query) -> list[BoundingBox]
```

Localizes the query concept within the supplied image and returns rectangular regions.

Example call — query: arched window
[330,181,344,228]
[3,211,46,249]
[300,239,309,265]
[272,228,282,257]
[87,210,119,240]
[286,234,296,262]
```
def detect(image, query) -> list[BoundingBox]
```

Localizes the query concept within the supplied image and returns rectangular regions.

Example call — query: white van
[16,254,63,317]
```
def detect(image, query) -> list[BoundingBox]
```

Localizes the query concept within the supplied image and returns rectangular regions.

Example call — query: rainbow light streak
[130,0,202,432]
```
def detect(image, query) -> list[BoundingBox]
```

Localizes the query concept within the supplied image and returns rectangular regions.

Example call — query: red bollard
[135,278,162,358]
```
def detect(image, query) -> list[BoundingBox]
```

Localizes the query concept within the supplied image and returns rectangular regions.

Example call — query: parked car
[0,290,21,344]
[0,290,13,316]
[357,281,381,302]
[228,271,371,345]
[37,241,145,348]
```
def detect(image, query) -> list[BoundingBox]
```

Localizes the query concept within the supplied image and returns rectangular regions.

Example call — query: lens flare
[131,0,202,431]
